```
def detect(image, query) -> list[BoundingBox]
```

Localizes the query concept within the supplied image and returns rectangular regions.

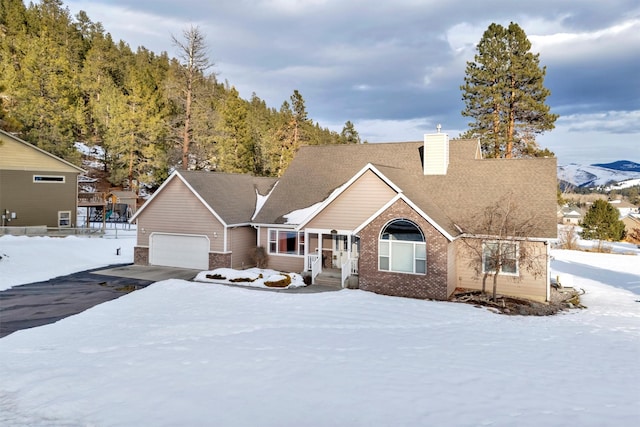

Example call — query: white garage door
[150,233,210,270]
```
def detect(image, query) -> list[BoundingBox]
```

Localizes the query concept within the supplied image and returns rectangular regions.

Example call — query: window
[58,211,71,228]
[268,229,304,256]
[34,175,65,183]
[379,219,426,274]
[482,241,519,275]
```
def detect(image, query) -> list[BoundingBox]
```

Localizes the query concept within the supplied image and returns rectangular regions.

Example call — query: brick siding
[358,199,450,300]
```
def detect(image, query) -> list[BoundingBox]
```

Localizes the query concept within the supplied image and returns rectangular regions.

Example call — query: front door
[332,234,348,268]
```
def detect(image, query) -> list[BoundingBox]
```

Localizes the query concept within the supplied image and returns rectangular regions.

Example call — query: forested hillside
[0,0,360,191]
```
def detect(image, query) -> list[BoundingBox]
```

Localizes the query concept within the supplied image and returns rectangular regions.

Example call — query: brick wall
[134,246,149,265]
[209,252,232,269]
[358,199,450,300]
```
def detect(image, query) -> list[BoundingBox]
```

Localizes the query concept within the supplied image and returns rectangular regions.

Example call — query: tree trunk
[492,273,498,302]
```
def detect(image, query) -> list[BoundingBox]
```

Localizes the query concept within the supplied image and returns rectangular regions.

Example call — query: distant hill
[590,160,640,173]
[558,160,640,190]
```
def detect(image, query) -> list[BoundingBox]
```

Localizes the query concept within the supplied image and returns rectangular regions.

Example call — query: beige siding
[229,226,258,268]
[455,238,548,302]
[0,136,81,173]
[447,242,457,297]
[307,170,396,230]
[136,177,224,251]
[267,254,305,273]
[0,170,78,227]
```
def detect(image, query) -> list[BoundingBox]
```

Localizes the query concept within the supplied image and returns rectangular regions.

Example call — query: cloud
[63,0,640,164]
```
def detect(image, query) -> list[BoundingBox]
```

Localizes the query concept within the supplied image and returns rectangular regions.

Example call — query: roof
[0,129,85,173]
[253,139,558,239]
[131,170,278,226]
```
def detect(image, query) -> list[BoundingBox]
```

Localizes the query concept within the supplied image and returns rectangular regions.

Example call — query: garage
[149,233,210,270]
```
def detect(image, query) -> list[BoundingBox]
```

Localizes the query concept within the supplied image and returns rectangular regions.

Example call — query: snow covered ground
[0,232,638,426]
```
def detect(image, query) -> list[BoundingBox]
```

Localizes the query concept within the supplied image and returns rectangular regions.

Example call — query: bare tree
[171,25,215,169]
[458,192,548,301]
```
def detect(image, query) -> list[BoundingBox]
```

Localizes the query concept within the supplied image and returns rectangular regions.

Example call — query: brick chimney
[424,125,449,175]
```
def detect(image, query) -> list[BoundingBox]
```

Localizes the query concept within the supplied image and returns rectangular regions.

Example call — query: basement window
[34,175,65,183]
[58,211,71,228]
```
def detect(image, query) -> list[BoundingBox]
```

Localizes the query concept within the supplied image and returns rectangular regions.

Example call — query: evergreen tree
[580,200,626,242]
[461,22,557,158]
[340,120,361,144]
[169,25,215,170]
[218,87,253,173]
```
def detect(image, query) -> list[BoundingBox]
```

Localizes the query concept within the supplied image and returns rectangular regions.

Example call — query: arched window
[379,219,426,274]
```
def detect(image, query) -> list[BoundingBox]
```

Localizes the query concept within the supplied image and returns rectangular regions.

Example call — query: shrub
[206,273,226,280]
[253,246,269,268]
[264,274,291,288]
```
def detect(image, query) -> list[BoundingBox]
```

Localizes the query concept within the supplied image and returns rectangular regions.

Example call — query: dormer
[424,125,449,175]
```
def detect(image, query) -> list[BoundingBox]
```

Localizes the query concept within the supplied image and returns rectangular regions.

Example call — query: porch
[304,229,359,288]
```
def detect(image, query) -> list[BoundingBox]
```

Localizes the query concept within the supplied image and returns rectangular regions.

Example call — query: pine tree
[580,200,626,242]
[340,120,361,144]
[169,25,215,170]
[218,87,253,173]
[461,22,558,158]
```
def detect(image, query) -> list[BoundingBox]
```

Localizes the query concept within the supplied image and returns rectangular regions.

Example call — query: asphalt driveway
[0,264,199,338]
[0,264,338,338]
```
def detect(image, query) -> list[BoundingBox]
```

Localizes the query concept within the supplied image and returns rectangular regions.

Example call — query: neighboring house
[622,214,640,243]
[608,199,639,218]
[133,131,557,302]
[130,171,278,270]
[559,206,583,225]
[0,129,85,229]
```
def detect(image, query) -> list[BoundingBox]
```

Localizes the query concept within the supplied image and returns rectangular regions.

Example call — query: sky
[63,0,640,166]
[1,230,639,425]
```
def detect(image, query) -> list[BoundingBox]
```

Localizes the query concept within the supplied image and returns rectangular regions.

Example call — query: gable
[0,131,84,173]
[306,169,398,230]
[135,177,225,249]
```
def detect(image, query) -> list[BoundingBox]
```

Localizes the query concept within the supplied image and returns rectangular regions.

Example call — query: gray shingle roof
[177,171,278,225]
[253,139,558,239]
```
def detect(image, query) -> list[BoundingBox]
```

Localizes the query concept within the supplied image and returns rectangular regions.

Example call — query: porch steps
[313,270,342,288]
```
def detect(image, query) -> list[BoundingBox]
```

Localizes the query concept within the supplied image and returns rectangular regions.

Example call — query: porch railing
[341,259,350,288]
[310,254,321,284]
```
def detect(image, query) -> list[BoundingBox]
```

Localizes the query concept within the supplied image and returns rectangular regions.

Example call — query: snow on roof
[252,181,278,221]
[283,202,323,225]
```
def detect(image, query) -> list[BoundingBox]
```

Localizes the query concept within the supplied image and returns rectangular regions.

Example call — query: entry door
[332,235,349,268]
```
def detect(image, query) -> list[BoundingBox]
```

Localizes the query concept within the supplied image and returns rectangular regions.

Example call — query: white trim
[295,163,403,230]
[58,210,72,228]
[353,193,454,241]
[267,228,305,256]
[129,171,228,227]
[481,240,520,276]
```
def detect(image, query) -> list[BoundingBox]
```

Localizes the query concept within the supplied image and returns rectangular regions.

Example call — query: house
[0,129,85,229]
[558,205,583,225]
[622,214,640,243]
[132,131,557,302]
[608,199,639,218]
[130,171,278,270]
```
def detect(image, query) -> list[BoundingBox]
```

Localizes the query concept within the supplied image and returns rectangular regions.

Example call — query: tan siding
[136,178,224,251]
[0,170,78,227]
[447,242,457,297]
[455,239,548,302]
[0,136,81,173]
[307,170,396,230]
[267,254,304,273]
[229,226,257,268]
